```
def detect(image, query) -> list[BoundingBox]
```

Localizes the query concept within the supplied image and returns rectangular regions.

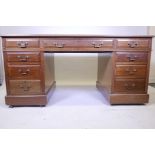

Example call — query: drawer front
[115,52,148,63]
[77,39,114,50]
[7,65,41,79]
[116,39,150,50]
[9,80,42,95]
[6,52,40,62]
[5,38,39,49]
[114,79,146,93]
[42,39,77,50]
[115,65,147,78]
[41,38,114,51]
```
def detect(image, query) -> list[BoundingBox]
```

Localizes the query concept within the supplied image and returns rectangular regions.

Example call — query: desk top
[1,34,154,38]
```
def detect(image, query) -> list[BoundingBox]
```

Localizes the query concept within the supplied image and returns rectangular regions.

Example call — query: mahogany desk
[1,35,153,106]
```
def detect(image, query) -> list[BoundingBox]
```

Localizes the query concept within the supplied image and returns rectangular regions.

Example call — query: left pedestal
[3,37,55,107]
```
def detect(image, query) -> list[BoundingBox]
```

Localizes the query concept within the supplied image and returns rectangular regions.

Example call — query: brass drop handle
[128,41,138,48]
[127,55,137,61]
[18,69,30,75]
[17,55,30,62]
[23,85,31,91]
[125,68,137,75]
[124,83,136,90]
[19,81,31,91]
[55,43,65,48]
[92,42,103,48]
[17,41,28,48]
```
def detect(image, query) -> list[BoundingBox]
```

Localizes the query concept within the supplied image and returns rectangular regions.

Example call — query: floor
[149,83,155,88]
[0,82,155,128]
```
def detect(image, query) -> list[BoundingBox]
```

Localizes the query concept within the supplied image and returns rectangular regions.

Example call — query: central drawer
[41,38,114,51]
[7,65,41,79]
[77,39,114,51]
[9,80,42,95]
[41,39,77,50]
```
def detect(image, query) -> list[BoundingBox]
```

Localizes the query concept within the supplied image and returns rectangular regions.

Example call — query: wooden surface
[1,35,153,106]
[1,35,154,37]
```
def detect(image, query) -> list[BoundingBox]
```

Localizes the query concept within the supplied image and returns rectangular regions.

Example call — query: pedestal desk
[1,35,153,106]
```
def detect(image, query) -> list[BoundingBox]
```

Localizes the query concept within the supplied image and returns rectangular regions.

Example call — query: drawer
[9,80,42,95]
[116,38,150,50]
[115,65,147,78]
[41,39,77,50]
[77,39,114,51]
[6,52,40,63]
[115,52,148,63]
[7,65,41,79]
[4,38,39,49]
[41,38,114,51]
[114,79,146,93]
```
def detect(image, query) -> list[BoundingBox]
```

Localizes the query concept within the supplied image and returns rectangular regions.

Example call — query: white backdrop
[0,37,2,84]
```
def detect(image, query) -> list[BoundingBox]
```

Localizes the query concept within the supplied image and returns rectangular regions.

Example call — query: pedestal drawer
[115,52,148,63]
[114,79,146,93]
[6,52,40,63]
[7,65,41,79]
[9,80,42,95]
[115,65,147,78]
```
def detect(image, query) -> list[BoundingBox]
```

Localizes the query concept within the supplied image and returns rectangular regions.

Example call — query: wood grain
[2,36,153,106]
